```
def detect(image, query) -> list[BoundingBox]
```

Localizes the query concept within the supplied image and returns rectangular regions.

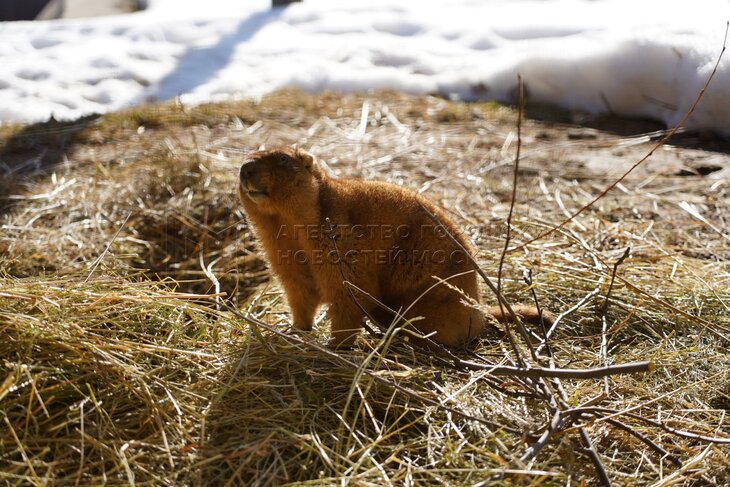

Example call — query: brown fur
[238,147,551,348]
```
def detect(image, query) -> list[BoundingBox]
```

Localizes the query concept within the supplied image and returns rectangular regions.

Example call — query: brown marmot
[238,146,548,348]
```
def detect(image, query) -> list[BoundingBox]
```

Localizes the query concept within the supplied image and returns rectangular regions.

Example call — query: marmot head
[239,147,325,216]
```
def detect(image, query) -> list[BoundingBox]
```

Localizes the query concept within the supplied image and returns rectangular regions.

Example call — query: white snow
[1,0,729,133]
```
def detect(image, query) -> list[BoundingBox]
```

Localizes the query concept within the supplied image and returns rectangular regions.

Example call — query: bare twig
[535,284,602,356]
[572,406,730,445]
[603,418,682,467]
[520,409,564,463]
[520,249,614,483]
[324,217,382,338]
[579,428,611,486]
[496,74,529,366]
[599,247,630,393]
[454,359,652,379]
[601,247,631,317]
[524,269,552,359]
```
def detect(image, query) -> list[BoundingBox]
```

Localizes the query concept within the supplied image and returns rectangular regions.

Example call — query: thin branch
[524,269,552,359]
[462,360,654,379]
[603,418,682,467]
[571,406,730,445]
[552,226,729,344]
[497,73,524,292]
[520,409,565,463]
[535,284,602,355]
[521,256,614,482]
[496,74,529,366]
[579,428,611,486]
[324,217,381,338]
[601,247,631,316]
[599,247,630,393]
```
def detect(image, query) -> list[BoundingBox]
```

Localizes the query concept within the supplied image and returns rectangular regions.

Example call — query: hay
[1,90,728,484]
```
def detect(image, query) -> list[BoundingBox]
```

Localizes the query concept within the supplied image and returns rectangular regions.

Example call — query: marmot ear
[296,148,315,170]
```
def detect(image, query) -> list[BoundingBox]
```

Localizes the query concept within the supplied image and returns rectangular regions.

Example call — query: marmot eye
[278,154,291,165]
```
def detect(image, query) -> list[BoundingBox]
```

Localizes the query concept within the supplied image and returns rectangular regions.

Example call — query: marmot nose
[239,162,253,182]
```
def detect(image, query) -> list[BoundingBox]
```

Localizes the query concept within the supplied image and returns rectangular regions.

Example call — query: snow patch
[0,0,728,135]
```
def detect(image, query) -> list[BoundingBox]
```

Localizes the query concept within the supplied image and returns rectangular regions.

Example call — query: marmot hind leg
[396,291,487,348]
[327,297,368,348]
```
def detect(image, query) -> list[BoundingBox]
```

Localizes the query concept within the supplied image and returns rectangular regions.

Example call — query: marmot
[238,146,549,348]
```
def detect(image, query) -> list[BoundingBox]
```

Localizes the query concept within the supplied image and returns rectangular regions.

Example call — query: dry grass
[1,90,728,485]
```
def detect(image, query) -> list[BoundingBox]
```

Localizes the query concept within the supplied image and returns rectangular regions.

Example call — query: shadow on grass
[113,151,267,302]
[523,101,730,156]
[0,114,100,215]
[129,199,266,301]
[199,334,429,484]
